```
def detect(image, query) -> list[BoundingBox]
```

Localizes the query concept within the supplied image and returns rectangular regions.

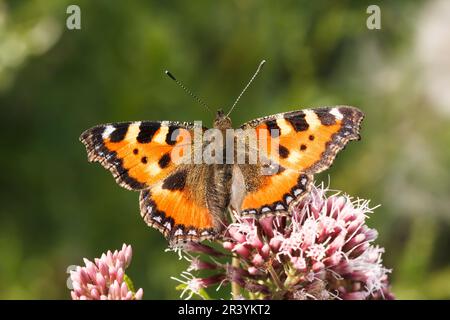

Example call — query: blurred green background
[0,0,449,299]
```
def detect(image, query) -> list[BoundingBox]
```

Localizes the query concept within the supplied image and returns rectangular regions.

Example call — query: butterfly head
[214,109,232,130]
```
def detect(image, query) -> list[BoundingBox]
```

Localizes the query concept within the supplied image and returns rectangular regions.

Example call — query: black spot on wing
[265,120,280,138]
[137,122,161,143]
[166,127,180,145]
[109,123,129,142]
[162,170,187,191]
[278,145,290,159]
[158,153,171,169]
[284,111,309,131]
[315,109,336,126]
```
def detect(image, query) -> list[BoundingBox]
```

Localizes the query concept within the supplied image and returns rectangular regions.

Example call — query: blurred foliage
[0,0,449,299]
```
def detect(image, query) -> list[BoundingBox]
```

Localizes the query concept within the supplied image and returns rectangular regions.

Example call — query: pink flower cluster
[172,185,394,300]
[70,244,143,300]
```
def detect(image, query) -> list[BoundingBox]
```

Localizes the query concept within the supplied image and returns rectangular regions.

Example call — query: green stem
[267,264,284,291]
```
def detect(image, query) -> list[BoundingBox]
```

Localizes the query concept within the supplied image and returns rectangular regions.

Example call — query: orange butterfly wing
[80,121,219,244]
[80,121,198,189]
[139,166,218,245]
[235,106,364,215]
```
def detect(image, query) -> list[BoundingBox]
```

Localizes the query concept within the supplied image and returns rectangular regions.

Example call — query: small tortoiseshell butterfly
[80,62,364,246]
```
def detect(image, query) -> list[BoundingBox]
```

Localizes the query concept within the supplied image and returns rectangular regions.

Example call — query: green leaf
[124,274,136,293]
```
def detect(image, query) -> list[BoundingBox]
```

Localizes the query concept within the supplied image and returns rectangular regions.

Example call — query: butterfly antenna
[226,60,266,117]
[165,70,213,114]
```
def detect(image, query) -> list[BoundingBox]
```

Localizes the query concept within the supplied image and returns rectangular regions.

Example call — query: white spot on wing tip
[330,108,343,120]
[102,125,115,139]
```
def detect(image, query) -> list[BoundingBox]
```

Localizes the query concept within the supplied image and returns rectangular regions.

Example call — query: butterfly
[80,64,364,246]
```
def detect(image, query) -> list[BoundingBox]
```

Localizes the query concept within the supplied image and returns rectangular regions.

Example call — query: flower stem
[231,256,241,298]
[229,208,241,299]
[267,264,284,296]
